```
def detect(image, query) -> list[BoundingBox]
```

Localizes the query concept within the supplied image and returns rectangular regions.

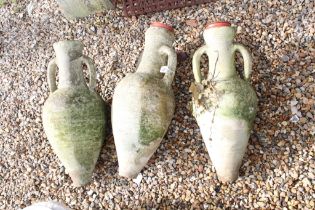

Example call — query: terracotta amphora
[191,22,258,182]
[112,22,177,178]
[42,40,107,186]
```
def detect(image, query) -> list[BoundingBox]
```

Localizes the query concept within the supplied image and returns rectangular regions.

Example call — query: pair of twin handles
[46,42,252,93]
[193,43,253,83]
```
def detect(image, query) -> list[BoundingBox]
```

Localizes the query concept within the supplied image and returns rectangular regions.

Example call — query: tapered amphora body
[42,40,107,186]
[112,22,177,178]
[191,22,258,182]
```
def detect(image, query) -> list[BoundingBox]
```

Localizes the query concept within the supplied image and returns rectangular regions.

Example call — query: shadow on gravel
[237,34,279,181]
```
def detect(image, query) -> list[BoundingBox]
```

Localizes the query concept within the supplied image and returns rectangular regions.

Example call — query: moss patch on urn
[191,77,257,126]
[217,78,257,124]
[43,87,106,185]
[139,112,166,146]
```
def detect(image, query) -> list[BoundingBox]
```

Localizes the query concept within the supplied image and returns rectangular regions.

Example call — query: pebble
[290,115,300,123]
[281,55,290,62]
[185,19,198,27]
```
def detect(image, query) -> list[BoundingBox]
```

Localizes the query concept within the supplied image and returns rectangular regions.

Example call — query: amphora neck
[136,22,175,77]
[203,23,238,81]
[53,40,87,88]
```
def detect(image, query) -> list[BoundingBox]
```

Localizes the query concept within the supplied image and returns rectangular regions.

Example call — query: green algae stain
[139,112,165,146]
[192,76,258,130]
[128,75,174,146]
[43,87,106,172]
[217,78,258,125]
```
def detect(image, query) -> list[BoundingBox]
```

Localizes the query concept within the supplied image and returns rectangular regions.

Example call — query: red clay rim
[150,22,174,32]
[206,21,231,29]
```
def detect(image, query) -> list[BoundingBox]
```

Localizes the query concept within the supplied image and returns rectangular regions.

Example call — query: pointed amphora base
[68,170,93,187]
[118,162,147,179]
[116,138,162,179]
[196,113,250,183]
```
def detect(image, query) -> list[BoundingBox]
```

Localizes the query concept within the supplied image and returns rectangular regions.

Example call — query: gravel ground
[1,0,314,209]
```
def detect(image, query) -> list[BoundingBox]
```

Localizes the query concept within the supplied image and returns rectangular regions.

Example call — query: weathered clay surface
[191,23,258,182]
[191,78,257,181]
[42,40,106,186]
[112,24,177,178]
[112,74,175,178]
[56,0,114,19]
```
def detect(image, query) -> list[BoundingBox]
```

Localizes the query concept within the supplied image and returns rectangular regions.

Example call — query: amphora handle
[81,55,96,91]
[192,45,208,83]
[47,59,57,93]
[47,55,97,93]
[233,44,253,80]
[159,45,177,87]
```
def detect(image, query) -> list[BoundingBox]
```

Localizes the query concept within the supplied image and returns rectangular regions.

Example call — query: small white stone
[290,115,299,123]
[302,178,311,187]
[133,173,143,185]
[290,100,298,106]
